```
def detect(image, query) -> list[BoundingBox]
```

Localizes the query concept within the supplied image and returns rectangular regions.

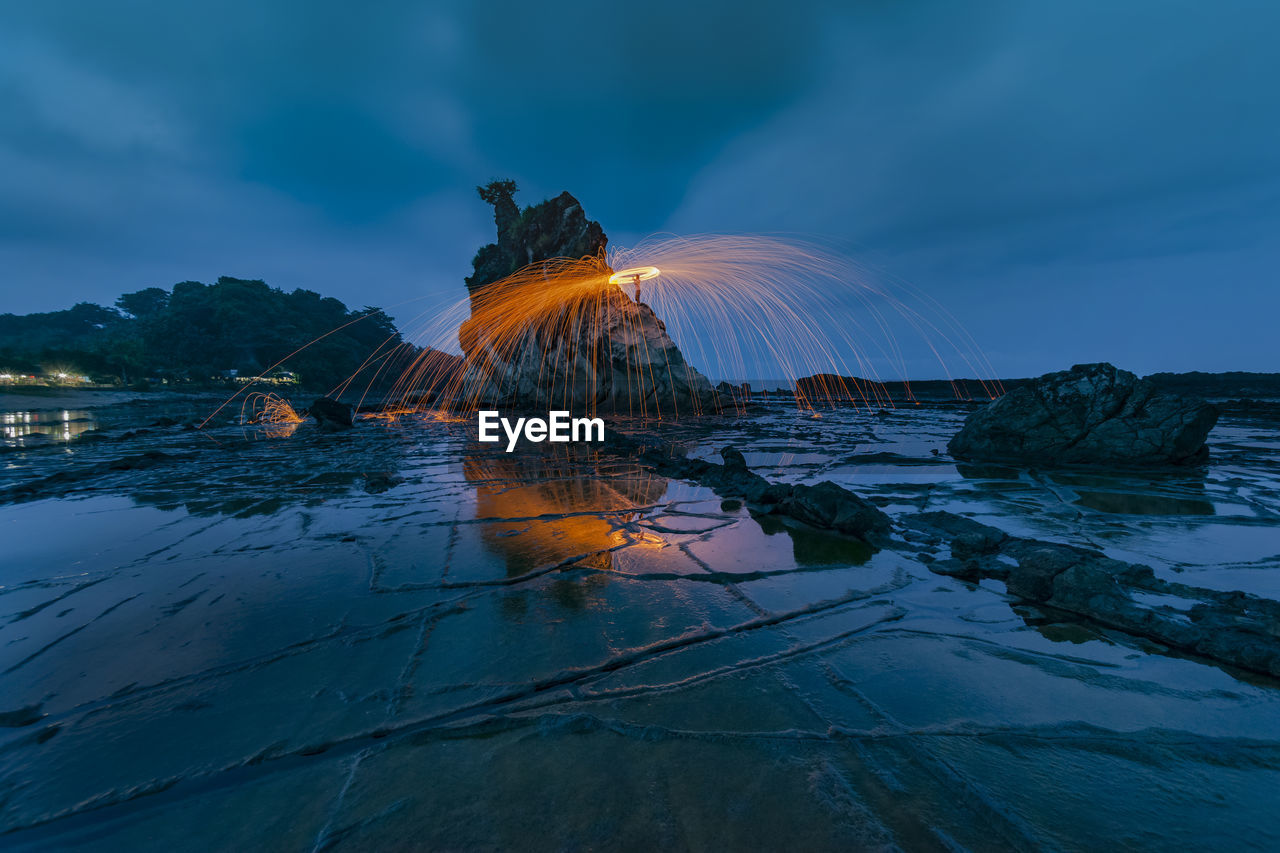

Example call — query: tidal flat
[1,392,1279,850]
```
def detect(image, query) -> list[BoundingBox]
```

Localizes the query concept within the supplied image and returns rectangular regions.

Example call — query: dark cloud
[2,0,1278,375]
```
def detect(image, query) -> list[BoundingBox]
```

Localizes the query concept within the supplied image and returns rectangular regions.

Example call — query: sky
[2,0,1278,378]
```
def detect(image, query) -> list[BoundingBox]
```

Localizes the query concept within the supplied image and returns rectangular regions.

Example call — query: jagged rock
[908,511,1280,678]
[466,181,608,296]
[948,363,1218,466]
[309,397,353,431]
[457,182,717,416]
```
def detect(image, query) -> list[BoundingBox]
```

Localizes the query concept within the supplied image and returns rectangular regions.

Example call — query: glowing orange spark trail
[202,234,1003,427]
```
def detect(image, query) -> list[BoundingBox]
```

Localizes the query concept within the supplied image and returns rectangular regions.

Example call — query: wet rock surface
[1,391,1279,850]
[949,362,1219,466]
[908,511,1280,677]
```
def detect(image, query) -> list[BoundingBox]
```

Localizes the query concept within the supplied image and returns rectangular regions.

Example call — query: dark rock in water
[458,181,717,416]
[721,445,748,473]
[778,481,893,540]
[621,439,891,545]
[363,472,402,494]
[908,511,1280,678]
[948,363,1218,466]
[309,397,354,431]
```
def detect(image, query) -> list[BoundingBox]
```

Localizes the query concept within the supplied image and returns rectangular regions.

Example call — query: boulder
[309,397,354,431]
[778,481,893,540]
[948,363,1218,466]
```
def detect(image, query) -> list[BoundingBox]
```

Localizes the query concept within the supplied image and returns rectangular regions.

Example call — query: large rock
[948,362,1218,466]
[460,284,717,416]
[457,181,716,416]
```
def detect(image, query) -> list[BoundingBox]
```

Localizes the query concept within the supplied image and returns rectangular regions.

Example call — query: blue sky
[2,0,1278,376]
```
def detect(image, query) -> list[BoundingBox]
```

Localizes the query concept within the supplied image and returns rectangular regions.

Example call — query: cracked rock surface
[1,390,1279,850]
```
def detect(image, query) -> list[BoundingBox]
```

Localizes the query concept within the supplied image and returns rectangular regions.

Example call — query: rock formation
[465,180,607,296]
[948,362,1218,466]
[457,181,717,416]
[309,397,354,431]
[907,511,1280,678]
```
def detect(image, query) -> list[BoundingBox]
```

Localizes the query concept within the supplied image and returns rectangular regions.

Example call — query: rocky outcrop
[457,182,717,416]
[948,363,1218,466]
[465,180,608,296]
[907,511,1280,678]
[309,397,354,431]
[617,436,891,545]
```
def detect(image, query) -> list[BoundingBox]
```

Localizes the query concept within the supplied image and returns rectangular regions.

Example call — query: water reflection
[1073,490,1216,516]
[464,449,668,586]
[1,409,97,444]
[955,459,1220,516]
[754,514,874,566]
[240,421,302,440]
[955,462,1024,481]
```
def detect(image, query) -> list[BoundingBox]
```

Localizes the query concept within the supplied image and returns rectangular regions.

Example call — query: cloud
[669,2,1280,258]
[2,0,1278,373]
[658,1,1280,373]
[0,34,183,157]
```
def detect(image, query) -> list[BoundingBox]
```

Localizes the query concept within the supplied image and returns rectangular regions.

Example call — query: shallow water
[1,410,97,445]
[0,397,1278,850]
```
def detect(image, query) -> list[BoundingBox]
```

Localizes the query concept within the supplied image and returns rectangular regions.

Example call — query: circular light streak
[608,266,661,285]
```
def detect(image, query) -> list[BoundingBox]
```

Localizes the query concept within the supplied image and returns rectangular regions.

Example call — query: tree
[116,288,170,318]
[477,179,519,236]
[0,278,420,390]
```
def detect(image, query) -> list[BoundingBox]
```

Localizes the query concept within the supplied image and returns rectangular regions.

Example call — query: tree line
[0,277,412,390]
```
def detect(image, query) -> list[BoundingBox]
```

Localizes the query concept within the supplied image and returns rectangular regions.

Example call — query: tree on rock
[476,179,519,237]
